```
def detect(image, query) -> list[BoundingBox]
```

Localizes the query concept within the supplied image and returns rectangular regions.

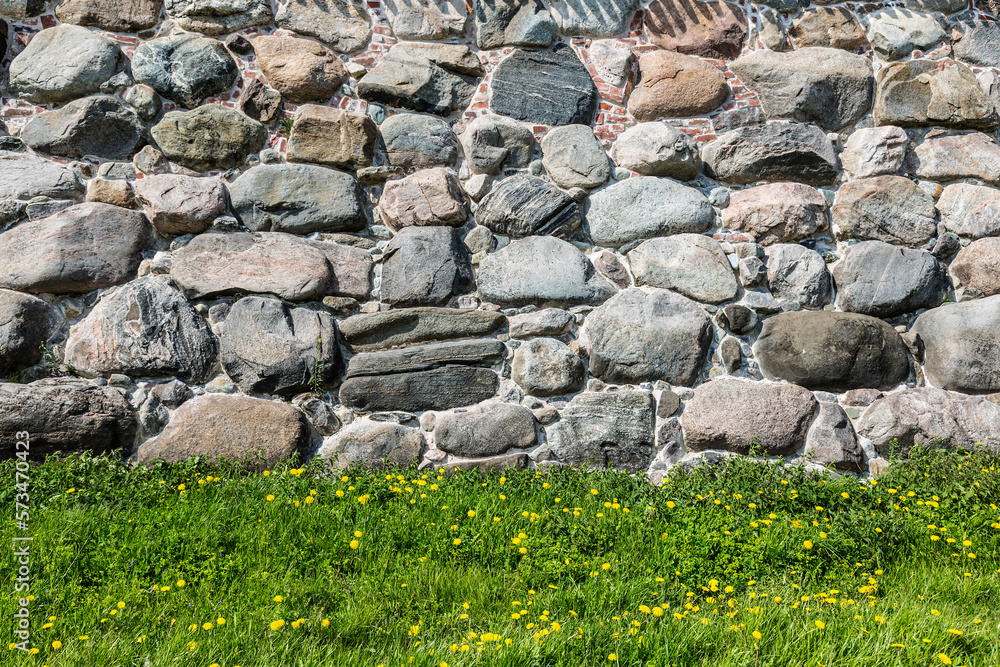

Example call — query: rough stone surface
[936,183,1000,239]
[474,0,557,49]
[703,123,839,185]
[287,106,378,170]
[379,226,473,307]
[253,35,348,104]
[461,114,535,175]
[489,46,598,126]
[909,132,1000,184]
[132,34,239,109]
[804,402,864,471]
[541,124,610,189]
[912,297,1000,393]
[833,241,950,318]
[644,0,747,60]
[952,21,1000,68]
[0,290,61,375]
[832,176,937,247]
[764,243,833,309]
[164,0,272,35]
[381,113,459,171]
[610,122,699,180]
[238,79,282,124]
[581,287,713,386]
[475,175,580,238]
[722,182,828,246]
[508,309,575,339]
[133,174,226,236]
[874,58,998,129]
[385,0,467,41]
[318,420,424,470]
[151,104,267,172]
[589,39,633,86]
[276,0,372,53]
[21,96,146,160]
[340,366,499,412]
[358,42,482,116]
[628,234,739,304]
[627,50,730,121]
[546,390,655,472]
[867,8,947,61]
[511,337,585,396]
[346,339,504,377]
[0,151,82,203]
[550,0,640,37]
[434,401,537,457]
[788,7,867,50]
[840,126,907,180]
[378,168,469,230]
[950,238,1000,296]
[339,308,505,352]
[55,0,163,32]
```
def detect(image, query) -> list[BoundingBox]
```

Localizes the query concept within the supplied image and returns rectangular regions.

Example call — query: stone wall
[3,0,1000,479]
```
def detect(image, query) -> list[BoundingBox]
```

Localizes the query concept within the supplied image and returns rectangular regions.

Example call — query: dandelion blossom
[467,510,476,518]
[804,541,814,550]
[938,654,953,665]
[176,580,185,588]
[273,596,284,603]
[814,620,825,630]
[270,620,285,631]
[51,641,62,650]
[608,654,617,661]
[752,631,762,640]
[202,622,212,630]
[350,540,359,549]
[453,538,462,546]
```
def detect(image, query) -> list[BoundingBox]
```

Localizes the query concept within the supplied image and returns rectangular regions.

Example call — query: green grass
[2,447,999,667]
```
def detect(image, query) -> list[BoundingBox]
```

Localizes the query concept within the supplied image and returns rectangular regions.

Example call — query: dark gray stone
[163,0,273,35]
[475,0,556,49]
[340,366,500,412]
[434,401,537,457]
[953,21,1000,68]
[804,402,864,472]
[717,304,758,335]
[380,226,473,307]
[912,296,1000,393]
[358,43,483,116]
[702,122,839,185]
[21,96,146,160]
[551,0,640,37]
[0,290,61,376]
[346,339,505,377]
[833,241,950,317]
[461,114,535,175]
[238,79,283,124]
[545,390,655,472]
[474,175,580,238]
[0,151,83,203]
[339,308,505,352]
[132,34,239,109]
[381,113,460,171]
[489,45,598,126]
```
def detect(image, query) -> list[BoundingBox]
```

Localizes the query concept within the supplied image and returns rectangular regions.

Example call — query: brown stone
[86,177,136,209]
[55,0,162,32]
[287,105,378,170]
[722,182,828,246]
[377,168,469,231]
[133,174,227,236]
[253,35,348,104]
[950,237,1000,296]
[627,50,730,121]
[238,79,282,124]
[645,0,747,60]
[789,7,867,50]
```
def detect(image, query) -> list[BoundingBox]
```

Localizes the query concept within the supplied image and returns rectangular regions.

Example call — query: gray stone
[318,420,424,469]
[953,21,1000,68]
[950,238,1000,296]
[340,366,499,412]
[475,0,556,48]
[589,39,633,87]
[581,287,713,386]
[730,47,874,132]
[489,45,598,126]
[788,7,867,50]
[609,122,700,180]
[125,84,162,123]
[379,226,472,307]
[434,401,536,457]
[478,236,617,307]
[867,9,946,61]
[545,390,655,472]
[0,290,61,376]
[909,132,1000,184]
[840,126,907,180]
[55,0,162,32]
[753,311,910,392]
[0,151,82,203]
[903,0,967,12]
[0,379,136,460]
[833,241,950,318]
[757,6,786,51]
[381,113,459,172]
[152,104,267,172]
[804,403,864,472]
[133,174,226,236]
[229,164,366,234]
[339,308,505,352]
[238,79,282,124]
[378,168,469,231]
[832,176,937,247]
[508,308,574,339]
[721,182,828,246]
[358,43,482,116]
[717,303,758,335]
[463,224,496,253]
[163,0,272,35]
[936,183,1000,239]
[275,0,372,53]
[874,58,998,130]
[681,378,818,455]
[132,34,239,109]
[592,250,631,288]
[511,337,585,396]
[8,24,124,105]
[541,124,610,189]
[703,123,839,185]
[346,339,505,377]
[474,175,580,238]
[21,95,146,160]
[912,296,1000,393]
[0,202,151,295]
[585,176,715,247]
[65,277,218,383]
[764,243,832,309]
[219,296,342,395]
[628,234,738,304]
[461,114,535,175]
[551,0,639,37]
[719,336,742,373]
[385,0,467,40]
[739,257,766,287]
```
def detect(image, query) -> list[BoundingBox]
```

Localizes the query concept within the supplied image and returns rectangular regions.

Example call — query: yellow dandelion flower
[51,641,62,649]
[608,654,618,661]
[815,620,825,630]
[274,595,284,603]
[304,496,314,504]
[176,579,185,588]
[354,530,362,537]
[322,619,330,628]
[938,654,952,665]
[666,501,676,509]
[467,510,476,517]
[752,630,762,640]
[948,629,963,636]
[270,620,285,631]
[117,601,125,609]
[202,622,212,630]
[804,541,814,550]
[350,540,360,549]
[652,607,664,617]
[453,538,462,545]
[177,484,185,491]
[639,605,651,614]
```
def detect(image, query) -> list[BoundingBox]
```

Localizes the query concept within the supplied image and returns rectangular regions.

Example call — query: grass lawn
[2,447,999,667]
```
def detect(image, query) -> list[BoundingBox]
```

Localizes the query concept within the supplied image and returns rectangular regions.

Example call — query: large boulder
[628,234,738,304]
[474,175,580,238]
[220,296,343,395]
[874,58,998,129]
[627,50,730,121]
[7,24,124,105]
[474,0,556,48]
[133,174,227,236]
[833,241,950,318]
[21,96,146,160]
[65,277,218,383]
[253,34,348,104]
[722,182,828,246]
[908,132,1000,184]
[550,0,640,37]
[610,122,700,180]
[511,337,585,396]
[936,183,1000,239]
[681,378,818,455]
[866,8,947,61]
[434,401,537,458]
[287,106,378,170]
[489,46,598,126]
[460,114,534,175]
[912,296,1000,393]
[317,420,424,469]
[378,168,468,230]
[702,123,839,185]
[228,164,366,234]
[0,203,152,294]
[152,105,266,172]
[730,47,874,131]
[132,34,239,109]
[358,42,482,116]
[753,311,910,392]
[950,238,1000,296]
[545,390,655,472]
[379,226,473,307]
[55,0,163,32]
[580,287,713,386]
[585,176,715,247]
[275,0,372,53]
[339,308,505,352]
[163,0,272,35]
[380,113,459,172]
[0,379,136,460]
[644,0,747,60]
[832,175,938,246]
[764,243,833,309]
[137,394,310,469]
[0,151,83,203]
[541,124,610,189]
[0,290,61,376]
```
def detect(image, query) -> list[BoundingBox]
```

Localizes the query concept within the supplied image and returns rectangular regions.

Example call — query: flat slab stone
[722,182,828,246]
[874,58,998,130]
[545,390,655,472]
[339,308,505,352]
[340,366,499,412]
[912,296,1000,393]
[55,0,163,32]
[435,400,537,458]
[164,0,272,35]
[474,174,580,238]
[703,123,839,185]
[833,240,950,318]
[644,0,747,60]
[489,45,598,127]
[346,339,505,377]
[628,234,738,304]
[832,175,937,247]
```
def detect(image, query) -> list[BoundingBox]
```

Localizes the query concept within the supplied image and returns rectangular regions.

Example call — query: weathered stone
[541,124,610,189]
[508,309,574,339]
[339,308,505,352]
[378,168,468,231]
[0,203,151,295]
[163,0,272,35]
[867,8,946,61]
[550,0,639,37]
[253,35,348,104]
[703,122,839,185]
[138,394,309,469]
[681,378,818,455]
[610,122,700,180]
[717,303,758,334]
[132,34,239,109]
[545,390,655,472]
[627,50,729,122]
[511,337,585,396]
[585,176,715,247]
[86,177,135,209]
[340,366,499,412]
[764,243,833,309]
[287,105,377,170]
[911,296,1000,393]
[909,132,1000,184]
[461,114,535,175]
[592,250,631,287]
[804,403,864,472]
[317,420,424,470]
[0,379,136,459]
[644,0,747,60]
[0,290,61,375]
[952,21,1000,68]
[936,183,1000,239]
[0,151,83,203]
[381,113,459,171]
[475,0,556,48]
[903,0,966,13]
[588,39,633,87]
[478,236,617,307]
[730,48,874,131]
[753,311,909,392]
[65,277,218,382]
[833,241,950,318]
[347,339,504,377]
[840,126,907,180]
[170,232,372,301]
[386,0,467,40]
[151,104,266,172]
[474,175,580,238]
[490,46,598,126]
[832,176,937,247]
[8,24,124,105]
[434,400,536,457]
[857,387,1000,455]
[55,0,161,31]
[582,287,712,386]
[757,5,786,51]
[276,0,372,53]
[722,183,827,246]
[358,42,482,116]
[950,238,1000,296]
[219,296,342,395]
[380,226,473,307]
[21,96,146,160]
[229,163,366,234]
[238,79,282,124]
[874,58,998,129]
[628,234,738,304]
[133,174,226,236]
